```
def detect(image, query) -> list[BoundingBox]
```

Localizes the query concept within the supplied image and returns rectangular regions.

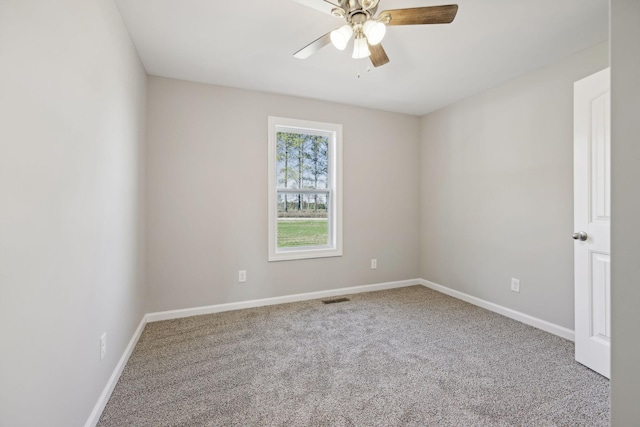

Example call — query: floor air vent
[322,297,350,304]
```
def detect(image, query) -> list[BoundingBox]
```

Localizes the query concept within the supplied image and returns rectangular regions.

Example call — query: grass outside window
[277,218,328,247]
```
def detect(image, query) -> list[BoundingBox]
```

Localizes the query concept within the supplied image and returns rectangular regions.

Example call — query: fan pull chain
[356,59,372,79]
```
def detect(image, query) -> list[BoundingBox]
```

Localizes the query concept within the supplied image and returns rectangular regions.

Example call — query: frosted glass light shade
[363,20,386,45]
[330,25,354,50]
[352,36,370,59]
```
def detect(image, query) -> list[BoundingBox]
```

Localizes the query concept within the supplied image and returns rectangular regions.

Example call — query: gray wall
[145,77,421,312]
[611,0,640,424]
[3,0,634,423]
[0,1,147,426]
[419,43,608,329]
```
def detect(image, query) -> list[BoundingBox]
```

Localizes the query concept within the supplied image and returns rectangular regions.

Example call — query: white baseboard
[146,279,421,323]
[84,316,147,427]
[87,277,574,426]
[419,279,575,341]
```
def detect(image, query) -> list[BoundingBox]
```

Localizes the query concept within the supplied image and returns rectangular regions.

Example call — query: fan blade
[380,4,458,26]
[294,32,332,59]
[293,0,341,15]
[369,43,389,67]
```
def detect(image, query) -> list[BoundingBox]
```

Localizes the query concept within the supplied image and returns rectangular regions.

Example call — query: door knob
[572,231,588,241]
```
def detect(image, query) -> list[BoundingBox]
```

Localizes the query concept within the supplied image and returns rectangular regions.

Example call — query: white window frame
[268,116,343,262]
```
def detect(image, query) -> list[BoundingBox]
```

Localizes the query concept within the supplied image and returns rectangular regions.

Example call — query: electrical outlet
[100,333,107,361]
[511,278,520,293]
[371,259,377,269]
[238,270,247,283]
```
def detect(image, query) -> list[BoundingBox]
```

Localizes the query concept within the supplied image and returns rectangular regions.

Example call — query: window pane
[268,116,341,262]
[277,192,329,248]
[276,132,328,190]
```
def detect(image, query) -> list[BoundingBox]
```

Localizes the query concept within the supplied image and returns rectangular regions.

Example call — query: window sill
[268,247,343,262]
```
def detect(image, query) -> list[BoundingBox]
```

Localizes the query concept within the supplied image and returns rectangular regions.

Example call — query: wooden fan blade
[293,0,341,15]
[294,32,332,59]
[380,4,458,26]
[369,43,389,67]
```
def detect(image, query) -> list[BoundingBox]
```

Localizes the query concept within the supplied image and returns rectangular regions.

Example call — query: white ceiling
[114,0,608,116]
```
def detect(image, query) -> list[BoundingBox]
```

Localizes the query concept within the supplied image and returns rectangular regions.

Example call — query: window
[268,117,342,261]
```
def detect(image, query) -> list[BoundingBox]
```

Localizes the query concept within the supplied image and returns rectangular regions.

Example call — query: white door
[574,68,611,379]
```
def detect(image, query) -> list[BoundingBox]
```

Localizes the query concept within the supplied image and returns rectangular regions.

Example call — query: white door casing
[574,68,611,379]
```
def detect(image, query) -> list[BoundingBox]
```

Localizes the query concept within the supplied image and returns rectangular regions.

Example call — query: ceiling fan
[293,0,459,67]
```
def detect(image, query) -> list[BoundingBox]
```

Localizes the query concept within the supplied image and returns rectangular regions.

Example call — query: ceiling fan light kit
[330,24,354,50]
[294,0,458,68]
[362,19,386,45]
[352,35,370,59]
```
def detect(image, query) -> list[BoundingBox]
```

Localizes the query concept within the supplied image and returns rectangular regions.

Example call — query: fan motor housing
[340,0,379,22]
[349,11,369,25]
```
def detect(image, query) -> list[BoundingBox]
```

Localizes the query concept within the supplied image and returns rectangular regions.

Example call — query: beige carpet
[98,285,609,426]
